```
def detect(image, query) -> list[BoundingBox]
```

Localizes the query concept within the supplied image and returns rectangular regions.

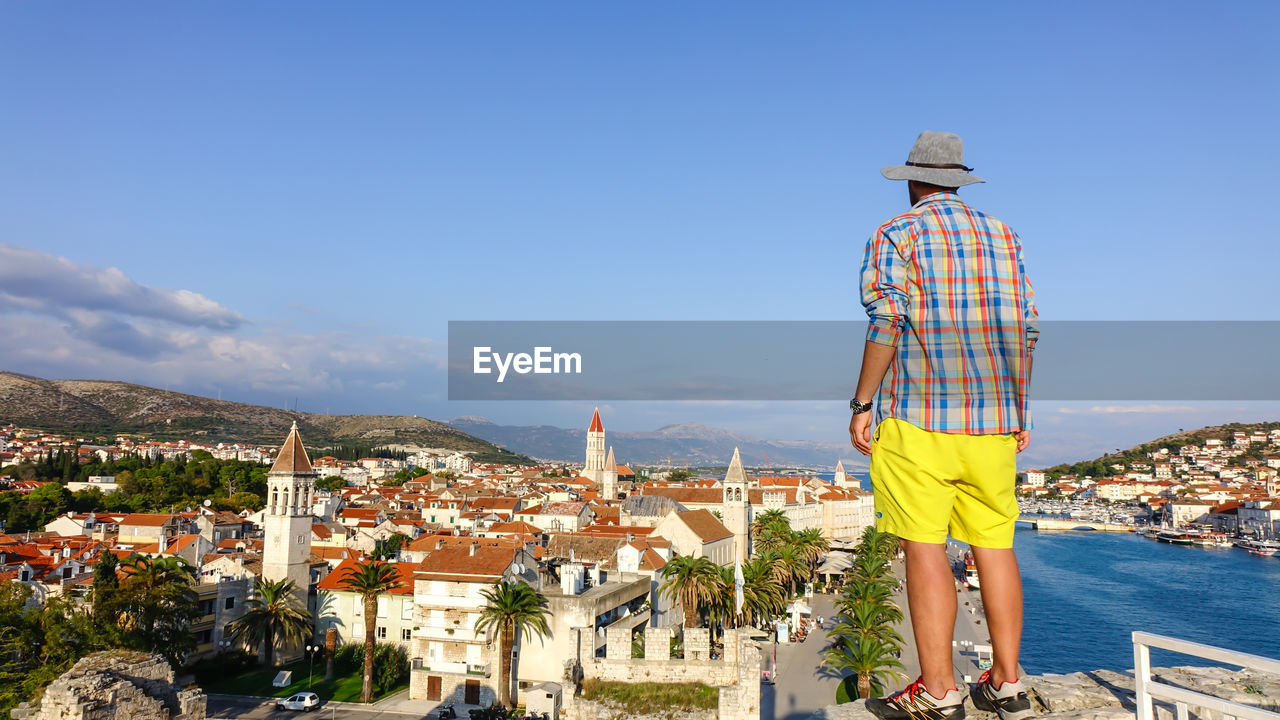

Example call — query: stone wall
[10,651,205,720]
[807,665,1280,720]
[567,629,761,720]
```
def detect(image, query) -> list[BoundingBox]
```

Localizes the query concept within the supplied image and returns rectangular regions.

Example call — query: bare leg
[902,540,957,696]
[970,546,1023,685]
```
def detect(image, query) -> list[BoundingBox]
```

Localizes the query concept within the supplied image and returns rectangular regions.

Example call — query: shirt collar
[911,191,963,210]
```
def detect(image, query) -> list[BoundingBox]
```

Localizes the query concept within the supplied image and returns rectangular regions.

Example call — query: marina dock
[1018,517,1135,532]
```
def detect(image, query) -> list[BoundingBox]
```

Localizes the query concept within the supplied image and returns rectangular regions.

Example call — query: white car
[276,693,320,712]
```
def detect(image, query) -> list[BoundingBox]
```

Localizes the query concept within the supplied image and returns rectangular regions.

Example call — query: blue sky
[2,2,1278,466]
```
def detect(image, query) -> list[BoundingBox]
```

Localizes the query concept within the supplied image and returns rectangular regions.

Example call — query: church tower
[602,446,619,500]
[722,447,750,564]
[833,459,851,488]
[583,407,607,485]
[263,421,315,593]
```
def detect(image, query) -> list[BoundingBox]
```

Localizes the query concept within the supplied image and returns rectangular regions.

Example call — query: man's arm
[849,340,895,455]
[852,222,909,455]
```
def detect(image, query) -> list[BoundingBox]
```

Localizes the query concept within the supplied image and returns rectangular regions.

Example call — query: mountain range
[446,416,857,470]
[0,372,527,463]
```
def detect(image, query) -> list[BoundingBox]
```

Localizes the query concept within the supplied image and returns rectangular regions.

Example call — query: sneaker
[969,670,1034,720]
[866,677,966,720]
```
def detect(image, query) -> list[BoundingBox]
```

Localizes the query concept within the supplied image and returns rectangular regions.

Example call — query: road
[207,693,445,720]
[760,593,843,720]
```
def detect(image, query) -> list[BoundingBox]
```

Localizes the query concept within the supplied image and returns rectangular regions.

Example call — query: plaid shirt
[860,191,1038,434]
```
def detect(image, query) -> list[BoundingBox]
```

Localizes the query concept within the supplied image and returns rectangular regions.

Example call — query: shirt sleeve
[1015,235,1039,353]
[860,223,909,346]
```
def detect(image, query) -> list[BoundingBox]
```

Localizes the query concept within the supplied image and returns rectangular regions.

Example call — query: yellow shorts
[869,418,1019,549]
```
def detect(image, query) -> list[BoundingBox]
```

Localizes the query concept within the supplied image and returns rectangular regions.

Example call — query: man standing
[849,131,1038,720]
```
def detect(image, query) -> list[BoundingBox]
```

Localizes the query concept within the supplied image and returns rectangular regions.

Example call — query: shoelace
[888,677,945,718]
[978,670,1020,696]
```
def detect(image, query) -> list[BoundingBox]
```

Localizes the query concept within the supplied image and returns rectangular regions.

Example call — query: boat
[1156,530,1193,545]
[1248,540,1280,557]
[963,550,980,588]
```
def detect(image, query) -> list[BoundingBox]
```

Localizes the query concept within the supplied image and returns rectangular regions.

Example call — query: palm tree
[823,635,906,700]
[474,581,551,709]
[794,527,830,578]
[830,582,904,648]
[858,526,899,565]
[768,545,808,596]
[659,555,724,628]
[751,510,792,554]
[739,555,785,627]
[117,554,199,664]
[847,549,893,585]
[227,578,313,670]
[337,560,404,702]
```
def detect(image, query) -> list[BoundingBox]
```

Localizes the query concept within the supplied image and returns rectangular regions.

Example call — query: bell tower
[583,407,607,484]
[263,421,315,593]
[722,447,750,564]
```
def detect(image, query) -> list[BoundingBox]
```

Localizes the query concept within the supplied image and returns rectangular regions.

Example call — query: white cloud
[0,244,447,411]
[0,243,245,330]
[1055,404,1198,415]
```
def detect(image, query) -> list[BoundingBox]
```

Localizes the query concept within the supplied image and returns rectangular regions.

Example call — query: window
[401,628,412,641]
[224,597,235,610]
[197,629,213,644]
[401,599,413,620]
[377,596,389,618]
[377,626,387,639]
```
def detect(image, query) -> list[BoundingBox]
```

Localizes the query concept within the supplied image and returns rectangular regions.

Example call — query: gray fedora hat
[882,130,985,187]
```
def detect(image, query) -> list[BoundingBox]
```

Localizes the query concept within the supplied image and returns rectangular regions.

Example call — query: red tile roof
[317,559,414,594]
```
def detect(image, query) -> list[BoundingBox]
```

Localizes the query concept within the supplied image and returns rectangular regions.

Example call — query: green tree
[794,527,830,582]
[659,555,723,628]
[474,581,552,709]
[317,475,347,492]
[91,551,120,623]
[227,578,313,670]
[337,560,404,702]
[373,533,409,561]
[117,555,200,665]
[824,636,906,701]
[751,509,792,554]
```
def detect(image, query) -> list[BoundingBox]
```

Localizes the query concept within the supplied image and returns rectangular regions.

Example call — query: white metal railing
[1133,632,1280,720]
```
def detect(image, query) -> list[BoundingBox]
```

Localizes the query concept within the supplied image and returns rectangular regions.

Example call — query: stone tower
[602,446,619,500]
[263,421,315,593]
[583,407,607,484]
[722,447,750,564]
[833,459,851,488]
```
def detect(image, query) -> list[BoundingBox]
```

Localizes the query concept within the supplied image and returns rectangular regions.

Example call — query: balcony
[413,625,482,642]
[411,658,490,677]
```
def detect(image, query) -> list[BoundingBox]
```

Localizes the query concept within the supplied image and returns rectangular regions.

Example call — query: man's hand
[850,412,874,456]
[1015,429,1030,453]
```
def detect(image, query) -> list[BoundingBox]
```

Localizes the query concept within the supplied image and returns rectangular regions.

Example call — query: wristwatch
[849,398,873,415]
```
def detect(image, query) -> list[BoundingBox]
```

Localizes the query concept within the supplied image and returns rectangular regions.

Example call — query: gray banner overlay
[448,321,1280,401]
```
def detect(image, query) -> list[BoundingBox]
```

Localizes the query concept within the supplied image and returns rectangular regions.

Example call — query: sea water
[1015,528,1280,673]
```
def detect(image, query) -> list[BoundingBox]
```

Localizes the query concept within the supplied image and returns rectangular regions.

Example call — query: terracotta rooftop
[270,421,314,475]
[120,513,180,527]
[676,509,734,543]
[317,559,414,594]
[588,407,604,433]
[414,545,517,583]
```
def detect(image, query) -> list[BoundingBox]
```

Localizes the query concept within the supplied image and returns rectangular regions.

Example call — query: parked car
[276,693,320,712]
